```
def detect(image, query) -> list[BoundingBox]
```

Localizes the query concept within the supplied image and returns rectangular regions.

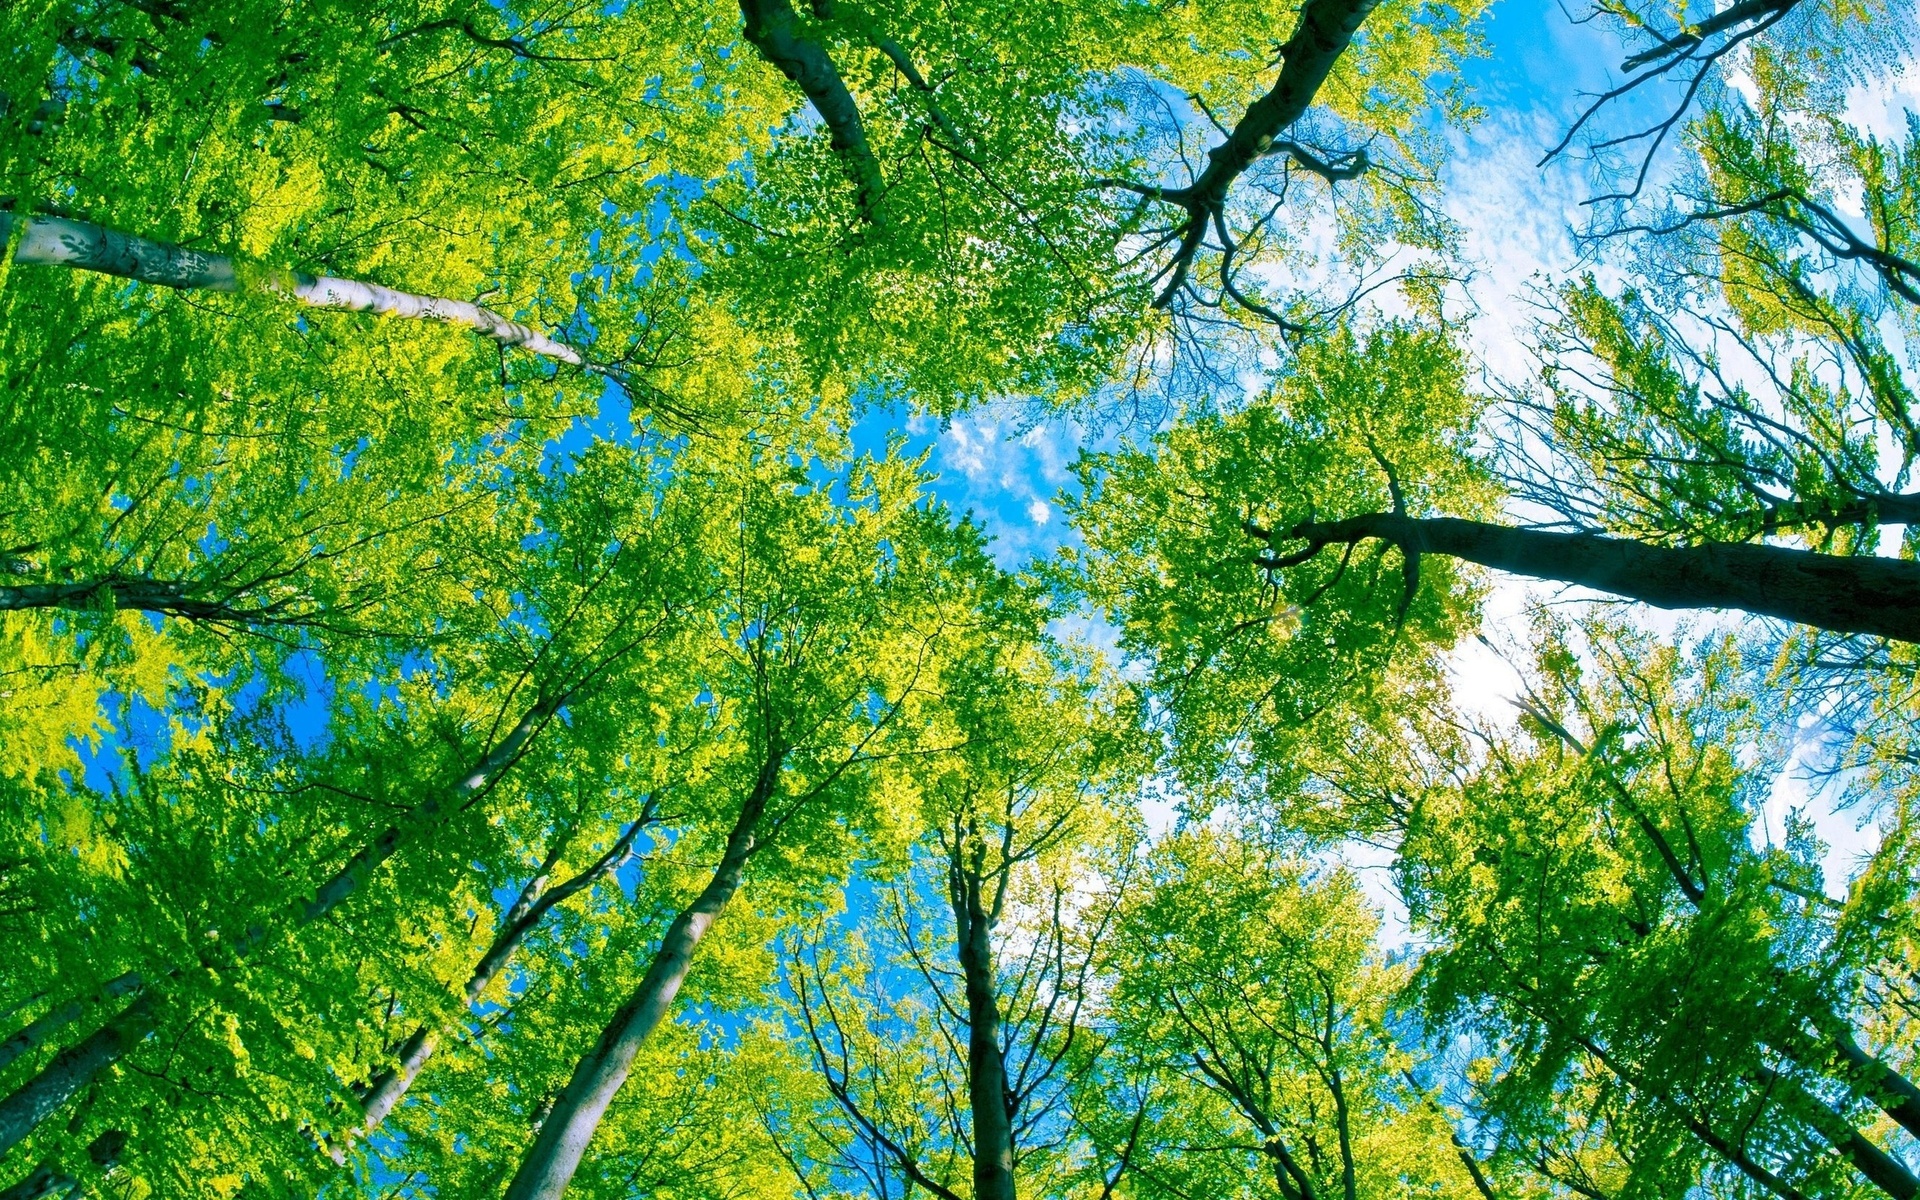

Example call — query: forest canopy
[3,0,1920,1197]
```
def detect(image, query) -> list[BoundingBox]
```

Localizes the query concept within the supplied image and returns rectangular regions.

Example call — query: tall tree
[772,619,1142,1200]
[503,443,983,1200]
[1098,826,1493,1200]
[1406,623,1920,1199]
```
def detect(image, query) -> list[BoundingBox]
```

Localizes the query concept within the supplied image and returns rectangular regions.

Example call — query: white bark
[503,756,780,1200]
[0,972,143,1073]
[2,212,584,366]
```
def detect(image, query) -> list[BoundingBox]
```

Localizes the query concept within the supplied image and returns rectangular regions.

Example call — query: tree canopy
[5,0,1920,1197]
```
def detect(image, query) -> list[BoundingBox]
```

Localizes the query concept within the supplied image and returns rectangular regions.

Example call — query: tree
[502,442,989,1200]
[772,614,1142,1200]
[710,0,1485,410]
[1067,322,1485,787]
[1098,825,1492,1200]
[1405,623,1920,1199]
[0,433,709,1195]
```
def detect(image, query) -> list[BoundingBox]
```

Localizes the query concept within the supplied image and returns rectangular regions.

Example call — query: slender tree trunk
[0,696,559,1156]
[0,578,292,625]
[1563,1028,1812,1200]
[355,814,646,1137]
[1169,0,1379,213]
[0,996,155,1159]
[951,866,1016,1200]
[1811,1021,1920,1144]
[302,695,560,923]
[1325,1062,1356,1200]
[502,760,778,1200]
[1755,1065,1920,1200]
[1264,513,1920,643]
[1401,1071,1498,1200]
[1261,1139,1315,1200]
[0,211,585,366]
[0,974,140,1074]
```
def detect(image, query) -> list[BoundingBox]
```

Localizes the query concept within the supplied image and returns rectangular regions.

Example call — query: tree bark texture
[1,212,584,365]
[1266,513,1920,643]
[0,995,155,1159]
[0,696,558,1156]
[950,860,1016,1200]
[738,0,887,222]
[502,758,779,1200]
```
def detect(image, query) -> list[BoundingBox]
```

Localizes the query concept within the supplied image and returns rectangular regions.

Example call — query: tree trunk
[502,761,777,1200]
[354,1026,441,1137]
[1169,0,1380,214]
[354,814,646,1138]
[1816,1022,1920,1144]
[0,973,140,1074]
[1269,513,1920,643]
[301,694,559,923]
[1756,1065,1919,1199]
[951,866,1016,1200]
[0,578,292,625]
[1,211,585,366]
[0,696,559,1156]
[0,995,155,1159]
[738,0,886,223]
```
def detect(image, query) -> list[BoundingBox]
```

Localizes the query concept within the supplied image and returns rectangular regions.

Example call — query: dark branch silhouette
[1247,512,1920,643]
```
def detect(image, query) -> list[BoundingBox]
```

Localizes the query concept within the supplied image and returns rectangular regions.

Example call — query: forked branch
[1093,0,1380,320]
[740,0,888,224]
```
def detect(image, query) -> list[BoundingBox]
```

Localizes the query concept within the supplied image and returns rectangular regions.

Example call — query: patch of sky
[846,399,1097,572]
[542,375,646,474]
[339,435,370,479]
[343,1126,426,1199]
[196,520,229,558]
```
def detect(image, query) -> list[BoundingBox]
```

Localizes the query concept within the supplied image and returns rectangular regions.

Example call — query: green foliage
[6,0,1920,1198]
[1100,826,1486,1200]
[1066,322,1490,791]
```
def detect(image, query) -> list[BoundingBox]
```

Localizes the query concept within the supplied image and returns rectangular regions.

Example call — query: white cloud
[1845,59,1920,142]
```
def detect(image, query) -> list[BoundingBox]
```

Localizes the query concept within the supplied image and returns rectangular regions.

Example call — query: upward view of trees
[2,0,1919,1196]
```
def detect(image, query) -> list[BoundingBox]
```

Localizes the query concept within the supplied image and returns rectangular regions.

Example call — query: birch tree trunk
[0,996,156,1160]
[1264,514,1920,643]
[0,695,561,1157]
[502,757,780,1200]
[0,212,585,366]
[0,973,141,1074]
